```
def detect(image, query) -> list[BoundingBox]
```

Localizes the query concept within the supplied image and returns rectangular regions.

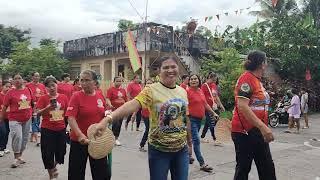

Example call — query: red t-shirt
[106,86,127,109]
[232,71,270,133]
[141,108,150,118]
[57,82,74,99]
[26,82,47,102]
[187,87,207,119]
[201,82,218,107]
[0,92,9,119]
[73,85,82,92]
[36,94,69,131]
[127,82,142,98]
[65,91,106,141]
[180,83,188,90]
[3,88,33,122]
[96,88,104,97]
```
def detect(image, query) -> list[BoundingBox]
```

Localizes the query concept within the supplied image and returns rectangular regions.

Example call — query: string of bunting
[213,37,318,50]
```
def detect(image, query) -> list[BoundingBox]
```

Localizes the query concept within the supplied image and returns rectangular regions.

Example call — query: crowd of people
[0,50,311,180]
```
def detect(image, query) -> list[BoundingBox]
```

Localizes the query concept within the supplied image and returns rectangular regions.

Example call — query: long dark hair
[188,74,201,88]
[244,51,267,71]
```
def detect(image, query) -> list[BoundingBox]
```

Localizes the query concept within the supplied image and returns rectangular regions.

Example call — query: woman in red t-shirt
[66,70,111,180]
[57,73,74,99]
[36,76,68,179]
[2,73,33,168]
[0,80,12,156]
[231,51,275,180]
[106,76,127,146]
[72,78,82,92]
[138,79,153,152]
[187,74,217,172]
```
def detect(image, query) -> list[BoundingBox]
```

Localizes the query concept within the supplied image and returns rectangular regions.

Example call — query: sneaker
[18,158,26,164]
[115,140,121,146]
[214,141,223,147]
[4,149,10,154]
[139,147,147,152]
[200,164,213,172]
[302,126,309,129]
[36,143,41,147]
[201,138,209,143]
[11,159,19,168]
[0,151,4,157]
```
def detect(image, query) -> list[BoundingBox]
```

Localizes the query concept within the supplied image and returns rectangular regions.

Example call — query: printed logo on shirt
[117,91,123,98]
[240,83,251,93]
[18,94,30,110]
[67,107,74,111]
[97,99,104,108]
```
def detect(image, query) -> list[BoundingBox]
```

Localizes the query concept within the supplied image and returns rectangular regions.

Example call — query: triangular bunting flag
[240,9,244,14]
[205,17,208,22]
[289,44,293,48]
[313,46,317,48]
[272,0,278,7]
[125,30,142,73]
[235,10,238,15]
[306,45,310,49]
[264,42,268,46]
[298,45,301,49]
[224,12,229,16]
[208,16,213,21]
[306,68,311,81]
[216,14,220,20]
[246,7,251,10]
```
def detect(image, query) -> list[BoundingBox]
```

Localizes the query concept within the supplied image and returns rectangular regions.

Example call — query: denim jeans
[201,111,216,140]
[190,116,205,166]
[148,144,189,180]
[139,117,149,148]
[0,120,10,151]
[232,128,276,180]
[31,114,41,133]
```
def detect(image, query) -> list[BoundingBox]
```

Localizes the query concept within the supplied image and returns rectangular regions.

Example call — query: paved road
[0,114,320,180]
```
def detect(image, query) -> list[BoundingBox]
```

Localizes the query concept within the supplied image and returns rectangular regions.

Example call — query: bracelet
[106,115,113,122]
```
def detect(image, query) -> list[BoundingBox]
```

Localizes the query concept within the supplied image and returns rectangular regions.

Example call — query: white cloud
[0,0,260,44]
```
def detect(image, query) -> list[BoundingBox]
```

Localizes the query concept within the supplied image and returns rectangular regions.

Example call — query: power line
[126,0,144,20]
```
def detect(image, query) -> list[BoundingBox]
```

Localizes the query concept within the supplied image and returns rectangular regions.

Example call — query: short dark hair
[61,73,70,80]
[188,74,202,88]
[181,74,189,80]
[44,76,57,87]
[157,56,178,69]
[114,76,122,82]
[2,80,11,86]
[80,70,98,82]
[244,51,267,71]
[291,88,298,95]
[207,72,217,80]
[31,72,39,76]
[301,87,306,91]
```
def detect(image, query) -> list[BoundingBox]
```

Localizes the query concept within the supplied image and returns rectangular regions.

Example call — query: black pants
[40,128,66,169]
[139,117,149,148]
[126,109,142,129]
[68,140,111,180]
[232,128,276,180]
[112,118,123,138]
[0,120,9,151]
[200,111,217,140]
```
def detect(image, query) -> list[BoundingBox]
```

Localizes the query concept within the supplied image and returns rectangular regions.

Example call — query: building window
[70,66,81,80]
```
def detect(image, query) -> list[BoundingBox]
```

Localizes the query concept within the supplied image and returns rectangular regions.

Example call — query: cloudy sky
[0,0,260,44]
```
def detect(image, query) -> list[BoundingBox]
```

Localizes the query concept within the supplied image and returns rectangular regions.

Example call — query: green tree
[201,48,244,109]
[117,19,138,31]
[2,39,70,79]
[0,25,30,58]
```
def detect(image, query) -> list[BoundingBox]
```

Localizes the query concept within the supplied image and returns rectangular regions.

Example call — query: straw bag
[87,123,115,159]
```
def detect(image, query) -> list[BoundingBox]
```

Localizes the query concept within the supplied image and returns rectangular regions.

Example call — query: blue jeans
[148,144,189,180]
[31,114,41,133]
[139,117,149,148]
[0,120,10,151]
[190,117,205,166]
[201,111,216,140]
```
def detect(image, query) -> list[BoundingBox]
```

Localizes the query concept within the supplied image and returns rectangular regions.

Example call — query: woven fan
[87,123,115,159]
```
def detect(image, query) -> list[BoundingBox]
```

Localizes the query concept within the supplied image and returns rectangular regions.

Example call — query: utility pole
[143,0,149,83]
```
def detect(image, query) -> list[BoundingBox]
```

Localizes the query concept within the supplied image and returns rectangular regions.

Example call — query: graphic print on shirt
[49,102,63,121]
[18,94,30,110]
[117,91,123,98]
[250,82,270,108]
[97,99,104,108]
[157,98,187,133]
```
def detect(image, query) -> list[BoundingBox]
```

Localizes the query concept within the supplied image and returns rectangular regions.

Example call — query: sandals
[200,164,213,172]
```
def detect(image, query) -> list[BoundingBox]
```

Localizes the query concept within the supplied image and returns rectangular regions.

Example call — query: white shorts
[289,114,300,119]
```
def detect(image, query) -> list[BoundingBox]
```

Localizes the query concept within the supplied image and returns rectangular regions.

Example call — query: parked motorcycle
[269,101,290,128]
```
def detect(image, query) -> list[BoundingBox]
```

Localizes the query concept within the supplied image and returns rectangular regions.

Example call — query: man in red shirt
[180,74,189,90]
[26,72,47,145]
[57,73,74,99]
[125,75,142,131]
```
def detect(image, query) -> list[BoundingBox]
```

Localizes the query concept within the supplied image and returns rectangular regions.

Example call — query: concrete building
[63,22,209,86]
